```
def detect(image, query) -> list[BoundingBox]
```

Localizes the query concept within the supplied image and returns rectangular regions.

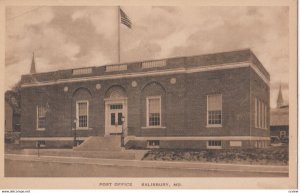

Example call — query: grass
[143,146,288,165]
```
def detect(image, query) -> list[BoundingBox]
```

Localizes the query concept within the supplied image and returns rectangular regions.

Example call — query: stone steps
[72,136,148,160]
[74,136,122,151]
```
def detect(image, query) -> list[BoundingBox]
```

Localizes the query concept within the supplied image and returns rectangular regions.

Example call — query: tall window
[255,97,267,129]
[255,97,258,128]
[77,101,88,128]
[147,96,161,127]
[37,105,46,129]
[207,94,222,126]
[264,104,267,128]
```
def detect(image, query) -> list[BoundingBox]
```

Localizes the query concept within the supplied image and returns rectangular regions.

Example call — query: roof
[270,106,289,126]
[20,48,270,86]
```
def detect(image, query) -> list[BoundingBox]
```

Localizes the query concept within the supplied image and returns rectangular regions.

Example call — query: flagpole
[118,6,120,63]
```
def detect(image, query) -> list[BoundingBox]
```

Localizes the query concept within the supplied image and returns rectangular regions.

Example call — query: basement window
[147,140,160,148]
[36,140,46,148]
[207,140,222,149]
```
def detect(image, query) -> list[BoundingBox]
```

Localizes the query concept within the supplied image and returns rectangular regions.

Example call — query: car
[280,137,289,144]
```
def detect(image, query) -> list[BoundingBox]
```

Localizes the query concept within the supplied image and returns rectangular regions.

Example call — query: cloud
[71,7,117,39]
[5,6,289,108]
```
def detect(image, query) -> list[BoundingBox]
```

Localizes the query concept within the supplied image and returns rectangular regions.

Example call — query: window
[111,112,123,126]
[77,101,88,128]
[280,131,286,138]
[37,140,46,148]
[262,102,265,129]
[207,94,222,126]
[264,104,267,129]
[255,98,258,128]
[37,105,46,129]
[110,104,123,110]
[258,99,261,128]
[147,96,161,127]
[147,140,160,148]
[207,140,222,149]
[255,97,268,129]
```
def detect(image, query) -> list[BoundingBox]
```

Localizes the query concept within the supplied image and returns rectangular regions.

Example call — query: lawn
[143,145,288,165]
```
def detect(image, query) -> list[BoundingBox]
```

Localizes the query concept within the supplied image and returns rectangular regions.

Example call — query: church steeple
[30,52,36,74]
[277,83,284,108]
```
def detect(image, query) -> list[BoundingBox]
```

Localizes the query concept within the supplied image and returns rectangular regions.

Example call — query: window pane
[118,113,122,125]
[111,113,115,125]
[148,97,161,126]
[38,117,46,128]
[78,102,87,116]
[149,113,160,126]
[149,98,160,113]
[37,105,46,128]
[77,102,88,127]
[208,111,222,125]
[207,95,222,111]
[110,104,123,110]
[79,116,87,127]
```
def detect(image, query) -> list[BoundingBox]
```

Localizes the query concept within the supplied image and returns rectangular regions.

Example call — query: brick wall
[20,66,258,140]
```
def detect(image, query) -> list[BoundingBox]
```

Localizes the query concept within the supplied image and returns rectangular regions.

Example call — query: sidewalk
[5,153,288,174]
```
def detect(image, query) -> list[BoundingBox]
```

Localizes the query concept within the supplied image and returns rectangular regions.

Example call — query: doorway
[104,89,127,135]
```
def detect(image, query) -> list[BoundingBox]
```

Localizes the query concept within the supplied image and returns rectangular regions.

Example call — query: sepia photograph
[1,0,298,190]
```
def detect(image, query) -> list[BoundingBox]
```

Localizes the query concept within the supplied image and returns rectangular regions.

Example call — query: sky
[5,6,289,108]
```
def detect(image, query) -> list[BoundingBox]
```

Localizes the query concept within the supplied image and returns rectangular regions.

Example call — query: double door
[105,102,127,135]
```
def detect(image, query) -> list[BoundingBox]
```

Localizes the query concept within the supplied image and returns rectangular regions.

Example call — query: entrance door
[104,88,127,136]
[109,104,124,134]
[105,101,127,135]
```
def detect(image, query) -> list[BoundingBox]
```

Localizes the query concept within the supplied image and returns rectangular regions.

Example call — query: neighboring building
[5,90,21,144]
[5,101,13,133]
[5,91,21,133]
[19,49,270,149]
[270,85,289,142]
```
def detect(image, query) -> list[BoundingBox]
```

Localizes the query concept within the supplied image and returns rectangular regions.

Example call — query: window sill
[142,126,166,129]
[207,146,222,149]
[147,146,160,148]
[72,127,91,131]
[36,128,46,131]
[206,124,222,128]
[255,127,268,130]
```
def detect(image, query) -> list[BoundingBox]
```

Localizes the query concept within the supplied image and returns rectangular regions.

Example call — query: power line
[6,6,44,21]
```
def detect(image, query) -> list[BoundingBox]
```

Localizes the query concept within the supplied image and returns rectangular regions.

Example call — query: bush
[143,146,288,165]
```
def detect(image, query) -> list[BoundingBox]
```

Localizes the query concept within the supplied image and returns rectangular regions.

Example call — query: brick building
[19,49,270,149]
[270,85,289,142]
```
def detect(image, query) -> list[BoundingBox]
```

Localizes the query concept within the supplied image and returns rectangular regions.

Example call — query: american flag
[120,8,132,29]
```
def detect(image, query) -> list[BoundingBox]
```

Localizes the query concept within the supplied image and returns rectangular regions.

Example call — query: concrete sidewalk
[5,153,288,174]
